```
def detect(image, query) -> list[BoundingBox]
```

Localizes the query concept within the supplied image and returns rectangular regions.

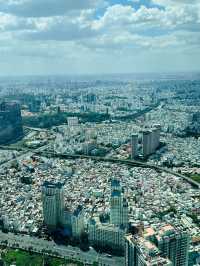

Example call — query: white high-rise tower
[42,181,65,228]
[131,134,138,159]
[110,179,128,228]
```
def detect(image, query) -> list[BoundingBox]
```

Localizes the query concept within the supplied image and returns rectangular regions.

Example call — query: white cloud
[0,1,199,74]
[0,12,37,31]
[92,4,200,31]
[151,0,200,7]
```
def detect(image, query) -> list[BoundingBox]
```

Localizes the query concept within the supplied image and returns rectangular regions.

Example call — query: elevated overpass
[35,151,200,189]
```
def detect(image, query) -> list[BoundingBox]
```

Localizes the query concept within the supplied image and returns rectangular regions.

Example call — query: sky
[0,0,199,75]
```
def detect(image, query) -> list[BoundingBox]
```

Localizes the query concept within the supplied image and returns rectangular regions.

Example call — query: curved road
[0,145,199,188]
[0,231,124,266]
[35,151,200,189]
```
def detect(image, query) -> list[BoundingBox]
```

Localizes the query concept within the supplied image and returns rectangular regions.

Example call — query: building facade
[142,130,151,158]
[142,125,161,158]
[156,224,190,266]
[42,181,65,228]
[110,179,129,228]
[71,205,85,239]
[125,234,172,266]
[88,219,126,252]
[131,134,139,159]
[0,101,23,145]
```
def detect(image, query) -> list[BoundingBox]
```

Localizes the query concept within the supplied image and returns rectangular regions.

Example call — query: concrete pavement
[0,231,124,266]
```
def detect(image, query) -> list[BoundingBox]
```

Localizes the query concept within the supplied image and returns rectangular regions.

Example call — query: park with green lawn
[189,174,200,184]
[2,249,85,266]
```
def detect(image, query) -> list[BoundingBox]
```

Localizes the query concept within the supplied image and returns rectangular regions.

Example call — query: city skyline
[0,77,200,265]
[0,1,199,265]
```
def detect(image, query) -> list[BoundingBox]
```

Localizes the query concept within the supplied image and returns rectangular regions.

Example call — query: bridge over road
[35,151,200,189]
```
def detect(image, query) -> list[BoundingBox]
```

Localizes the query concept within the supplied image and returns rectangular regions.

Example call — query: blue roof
[43,180,64,189]
[90,219,96,225]
[111,179,120,187]
[111,190,121,197]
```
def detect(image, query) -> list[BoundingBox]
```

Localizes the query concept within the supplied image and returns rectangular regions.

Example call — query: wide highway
[35,151,200,189]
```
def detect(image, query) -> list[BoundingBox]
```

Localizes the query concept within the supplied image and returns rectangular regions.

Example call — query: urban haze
[0,1,200,266]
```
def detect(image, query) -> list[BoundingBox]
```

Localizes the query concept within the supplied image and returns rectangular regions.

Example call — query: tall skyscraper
[111,179,121,193]
[156,224,190,266]
[151,128,158,151]
[142,125,161,158]
[42,181,65,228]
[88,179,128,254]
[71,205,85,238]
[131,134,139,159]
[125,234,172,266]
[152,124,161,150]
[110,179,129,228]
[142,130,151,158]
[149,130,154,154]
[0,101,23,145]
[88,218,126,253]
